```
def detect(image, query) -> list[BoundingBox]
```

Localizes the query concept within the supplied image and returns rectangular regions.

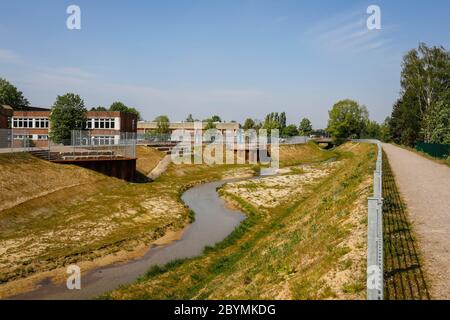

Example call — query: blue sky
[0,0,449,127]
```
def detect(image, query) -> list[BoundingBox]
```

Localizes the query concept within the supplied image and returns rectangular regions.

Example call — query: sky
[0,0,449,128]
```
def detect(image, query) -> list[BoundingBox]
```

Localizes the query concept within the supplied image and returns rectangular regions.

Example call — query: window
[92,135,115,145]
[38,135,48,140]
[13,134,33,140]
[90,118,115,130]
[12,117,49,128]
[40,119,49,128]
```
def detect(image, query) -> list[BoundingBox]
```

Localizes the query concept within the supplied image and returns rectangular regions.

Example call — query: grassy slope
[136,146,166,175]
[0,143,340,289]
[278,142,337,167]
[0,150,251,285]
[105,142,375,300]
[0,153,116,212]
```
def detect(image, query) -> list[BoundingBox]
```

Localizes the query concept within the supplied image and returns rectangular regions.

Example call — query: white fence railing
[353,139,384,300]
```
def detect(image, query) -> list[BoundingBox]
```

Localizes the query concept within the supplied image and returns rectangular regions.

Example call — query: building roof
[13,106,51,111]
[137,121,240,130]
[0,104,13,111]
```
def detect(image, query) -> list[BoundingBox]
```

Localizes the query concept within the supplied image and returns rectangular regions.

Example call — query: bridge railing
[353,139,384,300]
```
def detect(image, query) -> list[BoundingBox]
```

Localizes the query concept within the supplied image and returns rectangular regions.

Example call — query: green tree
[49,93,87,143]
[154,115,170,134]
[401,44,449,121]
[109,101,128,112]
[390,43,450,144]
[279,112,287,130]
[211,115,222,123]
[298,118,313,136]
[204,119,217,130]
[425,93,450,144]
[243,118,255,130]
[185,114,194,122]
[282,124,299,137]
[263,113,280,134]
[90,106,107,111]
[128,107,142,120]
[361,120,382,139]
[109,101,141,120]
[0,78,29,109]
[389,93,423,146]
[327,99,368,143]
[380,118,392,142]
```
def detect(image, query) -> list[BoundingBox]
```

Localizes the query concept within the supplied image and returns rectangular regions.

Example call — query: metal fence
[0,129,136,159]
[354,139,384,300]
[0,128,48,153]
[279,136,310,145]
[415,142,450,159]
[48,138,136,160]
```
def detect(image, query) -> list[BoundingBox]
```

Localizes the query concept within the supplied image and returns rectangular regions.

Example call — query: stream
[10,179,246,300]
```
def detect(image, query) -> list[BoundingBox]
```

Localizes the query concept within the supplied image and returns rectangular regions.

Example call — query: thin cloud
[0,48,22,64]
[13,66,271,121]
[303,9,392,55]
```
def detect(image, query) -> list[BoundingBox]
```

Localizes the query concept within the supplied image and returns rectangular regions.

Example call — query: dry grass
[0,153,113,212]
[278,142,337,167]
[0,142,342,297]
[136,146,166,175]
[0,151,253,288]
[104,142,375,300]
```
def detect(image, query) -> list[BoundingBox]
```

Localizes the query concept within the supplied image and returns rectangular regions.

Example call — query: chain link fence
[0,129,136,159]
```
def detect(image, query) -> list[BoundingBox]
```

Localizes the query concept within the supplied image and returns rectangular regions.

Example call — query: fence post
[367,197,384,300]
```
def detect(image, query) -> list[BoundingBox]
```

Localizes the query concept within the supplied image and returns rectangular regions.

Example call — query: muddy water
[11,180,246,300]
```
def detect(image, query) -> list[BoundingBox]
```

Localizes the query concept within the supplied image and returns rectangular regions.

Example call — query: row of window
[13,134,49,140]
[87,118,116,129]
[12,118,118,130]
[12,118,49,129]
[92,135,116,145]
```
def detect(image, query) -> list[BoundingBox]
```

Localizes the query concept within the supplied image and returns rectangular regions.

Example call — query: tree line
[241,113,314,137]
[388,43,449,146]
[326,43,449,146]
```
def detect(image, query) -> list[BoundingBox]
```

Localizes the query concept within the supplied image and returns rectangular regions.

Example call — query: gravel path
[382,144,450,299]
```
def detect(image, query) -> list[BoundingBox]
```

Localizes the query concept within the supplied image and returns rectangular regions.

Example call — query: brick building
[0,105,13,129]
[5,107,137,147]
